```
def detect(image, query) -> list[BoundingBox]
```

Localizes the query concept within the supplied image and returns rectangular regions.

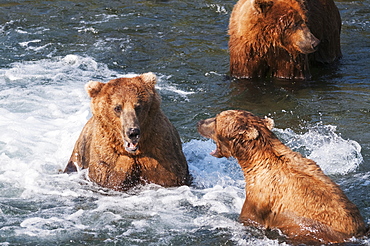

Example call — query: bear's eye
[114,105,122,114]
[295,20,304,28]
[134,104,142,113]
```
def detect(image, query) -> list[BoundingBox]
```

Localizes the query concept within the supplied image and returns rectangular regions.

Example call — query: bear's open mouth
[124,141,139,152]
[210,149,217,156]
[209,141,220,157]
[210,147,222,157]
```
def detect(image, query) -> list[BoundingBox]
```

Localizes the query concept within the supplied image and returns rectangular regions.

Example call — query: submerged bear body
[198,110,366,244]
[64,73,191,190]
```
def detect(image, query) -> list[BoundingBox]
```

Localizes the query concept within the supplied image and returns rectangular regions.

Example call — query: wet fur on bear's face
[197,110,274,158]
[85,73,158,154]
[232,0,320,57]
[255,0,320,55]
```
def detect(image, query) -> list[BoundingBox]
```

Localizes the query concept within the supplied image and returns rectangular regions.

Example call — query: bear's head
[253,0,320,56]
[197,110,274,158]
[85,72,160,154]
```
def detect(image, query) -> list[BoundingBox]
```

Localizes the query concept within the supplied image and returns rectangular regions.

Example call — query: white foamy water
[0,55,365,245]
[275,125,363,175]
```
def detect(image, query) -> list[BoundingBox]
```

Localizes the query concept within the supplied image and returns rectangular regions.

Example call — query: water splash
[275,124,363,175]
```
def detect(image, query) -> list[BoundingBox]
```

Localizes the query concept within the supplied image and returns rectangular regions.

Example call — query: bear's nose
[196,120,204,128]
[128,128,140,140]
[311,35,320,50]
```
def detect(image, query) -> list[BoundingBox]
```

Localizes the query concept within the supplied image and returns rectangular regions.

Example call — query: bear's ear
[140,72,157,89]
[263,117,274,130]
[253,0,274,14]
[240,127,259,140]
[85,80,104,98]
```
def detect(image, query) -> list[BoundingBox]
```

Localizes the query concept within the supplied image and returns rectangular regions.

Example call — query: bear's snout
[124,127,141,153]
[309,33,320,51]
[196,120,205,130]
[197,118,216,139]
[127,127,140,141]
[297,29,320,54]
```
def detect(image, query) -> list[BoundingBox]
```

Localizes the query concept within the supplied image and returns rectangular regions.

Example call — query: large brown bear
[197,110,366,244]
[228,0,342,80]
[64,73,191,190]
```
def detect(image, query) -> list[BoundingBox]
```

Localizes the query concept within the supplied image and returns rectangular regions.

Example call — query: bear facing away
[197,110,366,244]
[228,0,342,80]
[64,73,191,190]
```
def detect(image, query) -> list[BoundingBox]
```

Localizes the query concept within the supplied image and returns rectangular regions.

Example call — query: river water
[0,0,369,245]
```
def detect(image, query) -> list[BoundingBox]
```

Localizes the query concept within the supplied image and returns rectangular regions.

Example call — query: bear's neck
[234,136,291,173]
[235,136,326,185]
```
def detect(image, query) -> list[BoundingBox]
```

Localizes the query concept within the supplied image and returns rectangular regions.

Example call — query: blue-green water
[0,0,369,245]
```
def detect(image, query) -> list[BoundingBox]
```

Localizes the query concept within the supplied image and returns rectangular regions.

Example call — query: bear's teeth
[124,141,138,152]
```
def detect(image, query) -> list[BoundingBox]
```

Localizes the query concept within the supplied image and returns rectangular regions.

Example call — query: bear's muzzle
[124,127,140,153]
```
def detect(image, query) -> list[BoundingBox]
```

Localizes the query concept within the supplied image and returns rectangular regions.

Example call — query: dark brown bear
[64,73,191,190]
[229,0,342,80]
[198,110,366,244]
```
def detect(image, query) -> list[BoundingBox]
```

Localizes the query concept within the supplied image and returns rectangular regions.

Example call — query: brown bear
[64,72,191,190]
[197,110,366,244]
[228,0,342,80]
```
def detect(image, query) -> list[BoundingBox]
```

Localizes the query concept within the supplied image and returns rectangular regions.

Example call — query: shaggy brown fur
[64,73,191,190]
[228,0,342,80]
[197,110,366,244]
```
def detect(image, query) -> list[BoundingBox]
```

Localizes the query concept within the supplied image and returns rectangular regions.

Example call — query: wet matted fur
[198,110,366,244]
